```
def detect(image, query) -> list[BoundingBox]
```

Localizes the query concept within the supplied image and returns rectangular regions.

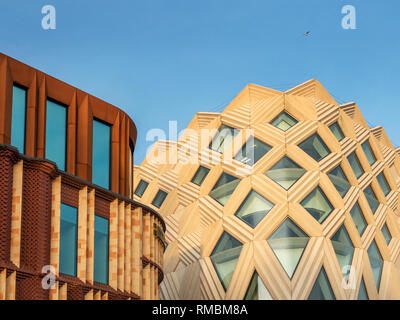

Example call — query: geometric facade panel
[267,218,309,279]
[298,133,330,162]
[327,165,351,198]
[301,187,334,223]
[367,240,384,291]
[265,157,305,190]
[134,79,400,300]
[235,190,274,228]
[245,272,273,300]
[308,267,335,300]
[210,232,243,290]
[209,173,241,206]
[270,112,298,132]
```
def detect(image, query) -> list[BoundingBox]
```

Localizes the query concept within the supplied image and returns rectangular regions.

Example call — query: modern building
[0,53,165,300]
[134,79,400,300]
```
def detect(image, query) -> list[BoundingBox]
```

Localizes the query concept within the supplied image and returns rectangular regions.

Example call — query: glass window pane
[234,136,272,166]
[92,119,111,189]
[134,180,149,198]
[331,225,354,280]
[209,125,238,154]
[244,272,272,300]
[267,218,309,279]
[362,140,376,166]
[209,172,241,206]
[265,156,305,190]
[377,173,391,196]
[367,240,383,290]
[59,203,77,276]
[301,186,334,223]
[191,166,210,186]
[364,186,379,214]
[358,278,368,300]
[11,85,27,153]
[381,224,392,245]
[94,215,109,284]
[347,152,364,179]
[350,203,367,236]
[235,190,274,228]
[46,100,67,170]
[329,122,345,141]
[328,165,351,198]
[298,133,330,162]
[152,189,168,208]
[270,112,298,132]
[308,267,335,300]
[210,232,243,290]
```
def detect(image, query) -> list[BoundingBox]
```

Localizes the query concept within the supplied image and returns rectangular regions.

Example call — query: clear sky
[1,0,399,164]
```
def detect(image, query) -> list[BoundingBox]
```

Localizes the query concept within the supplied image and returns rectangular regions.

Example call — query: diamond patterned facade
[134,79,400,299]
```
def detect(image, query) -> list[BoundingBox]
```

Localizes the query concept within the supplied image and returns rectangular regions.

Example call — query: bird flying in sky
[304,31,311,36]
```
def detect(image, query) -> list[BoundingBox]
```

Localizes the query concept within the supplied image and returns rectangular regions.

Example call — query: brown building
[0,53,165,300]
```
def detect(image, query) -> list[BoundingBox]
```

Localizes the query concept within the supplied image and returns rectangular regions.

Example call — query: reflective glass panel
[11,85,27,153]
[377,173,390,196]
[134,180,149,198]
[328,165,351,198]
[152,189,168,208]
[244,272,272,300]
[191,166,210,186]
[362,140,376,166]
[331,225,354,280]
[298,133,330,162]
[350,203,367,236]
[235,190,274,228]
[265,156,305,190]
[94,215,109,284]
[210,232,242,290]
[267,218,309,279]
[209,125,238,154]
[209,173,240,206]
[347,152,364,179]
[92,119,111,189]
[46,100,67,170]
[235,137,272,166]
[270,112,298,132]
[329,122,345,141]
[367,240,383,290]
[364,186,379,214]
[358,278,368,300]
[308,267,335,300]
[301,187,334,223]
[59,203,77,276]
[381,224,392,245]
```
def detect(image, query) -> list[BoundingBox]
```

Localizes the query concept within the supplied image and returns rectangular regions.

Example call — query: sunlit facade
[134,79,400,300]
[0,53,165,300]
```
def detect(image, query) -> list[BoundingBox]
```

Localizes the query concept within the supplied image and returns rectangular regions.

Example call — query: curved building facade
[0,53,165,300]
[134,79,400,300]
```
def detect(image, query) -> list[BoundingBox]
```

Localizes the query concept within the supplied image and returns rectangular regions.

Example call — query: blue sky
[1,0,399,163]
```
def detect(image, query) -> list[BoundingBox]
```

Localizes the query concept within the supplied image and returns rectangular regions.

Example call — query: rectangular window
[191,166,210,186]
[152,189,168,208]
[59,203,77,277]
[11,85,27,153]
[46,99,67,170]
[94,215,109,284]
[92,119,111,189]
[134,179,149,198]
